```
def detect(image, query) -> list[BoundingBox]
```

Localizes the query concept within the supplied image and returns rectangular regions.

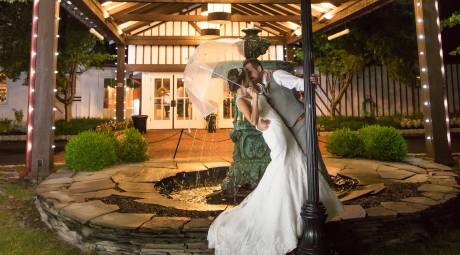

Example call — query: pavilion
[24,0,452,187]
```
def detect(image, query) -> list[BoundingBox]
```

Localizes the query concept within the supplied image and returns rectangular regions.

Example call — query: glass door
[142,73,173,129]
[173,73,201,129]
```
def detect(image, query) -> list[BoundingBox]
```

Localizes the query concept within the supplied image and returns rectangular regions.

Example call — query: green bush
[65,130,118,171]
[358,125,407,161]
[96,119,133,132]
[55,118,109,135]
[117,128,148,162]
[326,128,364,157]
[0,118,12,133]
[317,116,402,131]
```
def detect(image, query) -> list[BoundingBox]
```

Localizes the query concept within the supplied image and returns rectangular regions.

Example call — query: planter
[131,115,148,133]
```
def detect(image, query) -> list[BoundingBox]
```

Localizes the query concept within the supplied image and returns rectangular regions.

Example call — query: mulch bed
[100,195,222,218]
[344,182,424,208]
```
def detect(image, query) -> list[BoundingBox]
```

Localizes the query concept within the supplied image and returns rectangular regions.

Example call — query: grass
[0,166,93,255]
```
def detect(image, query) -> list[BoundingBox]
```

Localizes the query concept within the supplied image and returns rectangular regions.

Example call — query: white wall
[71,67,116,118]
[0,72,29,122]
[0,68,116,122]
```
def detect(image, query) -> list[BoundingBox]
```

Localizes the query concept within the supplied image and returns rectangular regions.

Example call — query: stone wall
[35,197,215,255]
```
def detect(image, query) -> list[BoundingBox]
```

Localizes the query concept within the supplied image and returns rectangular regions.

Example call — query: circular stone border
[35,158,460,254]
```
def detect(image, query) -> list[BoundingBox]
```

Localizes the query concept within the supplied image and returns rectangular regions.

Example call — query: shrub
[65,130,118,171]
[117,128,148,162]
[55,118,109,135]
[96,119,133,132]
[0,118,12,133]
[326,128,364,157]
[358,125,407,161]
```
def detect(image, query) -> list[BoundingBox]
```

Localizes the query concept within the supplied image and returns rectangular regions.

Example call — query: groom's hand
[309,74,320,86]
[257,119,271,131]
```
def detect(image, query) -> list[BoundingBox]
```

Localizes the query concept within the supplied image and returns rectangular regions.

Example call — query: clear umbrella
[183,38,246,117]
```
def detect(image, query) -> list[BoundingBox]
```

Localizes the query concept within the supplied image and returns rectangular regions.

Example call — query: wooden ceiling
[67,0,393,45]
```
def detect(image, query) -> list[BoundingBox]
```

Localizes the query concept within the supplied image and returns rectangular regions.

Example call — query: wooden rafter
[232,4,292,34]
[116,14,300,22]
[111,3,152,19]
[104,0,348,4]
[71,0,125,43]
[287,0,392,44]
[126,35,287,45]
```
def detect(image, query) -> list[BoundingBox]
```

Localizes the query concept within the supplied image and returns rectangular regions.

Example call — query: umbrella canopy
[184,38,245,117]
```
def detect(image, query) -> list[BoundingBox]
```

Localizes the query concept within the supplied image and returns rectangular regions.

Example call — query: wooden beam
[126,35,287,45]
[70,0,125,43]
[117,14,300,22]
[188,22,202,34]
[106,0,346,4]
[116,46,126,121]
[287,0,393,44]
[414,0,454,164]
[25,0,60,179]
[127,64,187,72]
[107,0,300,3]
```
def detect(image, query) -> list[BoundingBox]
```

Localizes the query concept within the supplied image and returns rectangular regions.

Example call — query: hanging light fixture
[207,3,231,23]
[199,21,221,37]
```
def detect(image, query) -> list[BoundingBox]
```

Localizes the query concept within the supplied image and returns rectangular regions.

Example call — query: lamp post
[296,0,328,254]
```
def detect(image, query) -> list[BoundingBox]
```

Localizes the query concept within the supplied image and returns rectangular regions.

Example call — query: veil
[183,38,246,117]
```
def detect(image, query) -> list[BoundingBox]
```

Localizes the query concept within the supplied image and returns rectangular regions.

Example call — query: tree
[442,11,460,56]
[0,0,32,81]
[305,35,366,117]
[56,15,114,121]
[293,0,418,117]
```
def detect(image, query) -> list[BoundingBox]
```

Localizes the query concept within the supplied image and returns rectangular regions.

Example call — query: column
[413,0,454,165]
[23,0,60,180]
[285,45,295,62]
[116,45,126,120]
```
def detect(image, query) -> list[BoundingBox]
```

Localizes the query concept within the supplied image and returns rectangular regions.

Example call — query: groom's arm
[272,70,319,92]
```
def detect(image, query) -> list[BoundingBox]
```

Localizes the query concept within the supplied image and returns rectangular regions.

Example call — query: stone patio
[35,156,459,254]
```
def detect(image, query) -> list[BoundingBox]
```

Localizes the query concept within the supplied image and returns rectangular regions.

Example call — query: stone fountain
[220,28,295,194]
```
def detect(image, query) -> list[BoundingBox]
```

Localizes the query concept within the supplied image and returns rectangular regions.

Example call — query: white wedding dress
[207,95,344,255]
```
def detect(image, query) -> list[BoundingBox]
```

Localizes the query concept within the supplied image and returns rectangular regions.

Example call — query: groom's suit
[261,70,333,186]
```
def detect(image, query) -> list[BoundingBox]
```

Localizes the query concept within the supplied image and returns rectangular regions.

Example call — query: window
[103,78,116,109]
[0,74,6,104]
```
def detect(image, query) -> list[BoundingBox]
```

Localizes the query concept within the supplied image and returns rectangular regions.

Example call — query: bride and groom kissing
[207,58,344,255]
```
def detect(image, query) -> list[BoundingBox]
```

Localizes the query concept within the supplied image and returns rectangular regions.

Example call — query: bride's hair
[227,68,246,92]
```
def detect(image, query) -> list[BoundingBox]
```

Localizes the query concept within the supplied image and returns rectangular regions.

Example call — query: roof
[63,0,393,45]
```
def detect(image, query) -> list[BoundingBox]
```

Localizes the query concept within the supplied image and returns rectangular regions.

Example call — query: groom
[243,58,334,186]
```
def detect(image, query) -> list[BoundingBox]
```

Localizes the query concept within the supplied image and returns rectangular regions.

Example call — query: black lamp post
[296,0,328,254]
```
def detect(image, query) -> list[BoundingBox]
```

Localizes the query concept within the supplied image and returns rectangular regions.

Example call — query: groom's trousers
[291,119,334,187]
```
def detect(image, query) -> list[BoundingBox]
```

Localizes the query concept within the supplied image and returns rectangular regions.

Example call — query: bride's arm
[236,95,259,127]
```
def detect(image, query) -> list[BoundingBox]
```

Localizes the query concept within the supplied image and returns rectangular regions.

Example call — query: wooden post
[285,45,295,62]
[413,0,454,165]
[23,0,60,180]
[116,45,126,120]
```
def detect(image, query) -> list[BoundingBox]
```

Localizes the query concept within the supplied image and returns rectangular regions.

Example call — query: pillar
[285,45,295,62]
[23,0,60,180]
[116,45,126,120]
[413,0,454,165]
[297,0,328,254]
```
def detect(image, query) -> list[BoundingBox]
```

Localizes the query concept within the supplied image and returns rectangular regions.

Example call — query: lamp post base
[296,201,329,255]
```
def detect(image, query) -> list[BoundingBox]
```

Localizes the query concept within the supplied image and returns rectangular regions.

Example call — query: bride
[207,68,344,255]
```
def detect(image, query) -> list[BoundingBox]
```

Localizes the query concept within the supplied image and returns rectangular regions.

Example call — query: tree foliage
[442,11,460,56]
[56,15,114,121]
[294,1,418,116]
[0,0,32,81]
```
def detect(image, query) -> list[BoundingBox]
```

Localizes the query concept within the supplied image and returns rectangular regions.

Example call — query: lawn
[0,165,459,255]
[0,166,93,255]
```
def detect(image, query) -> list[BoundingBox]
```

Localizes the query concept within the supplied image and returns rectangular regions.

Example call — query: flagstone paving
[34,156,459,254]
